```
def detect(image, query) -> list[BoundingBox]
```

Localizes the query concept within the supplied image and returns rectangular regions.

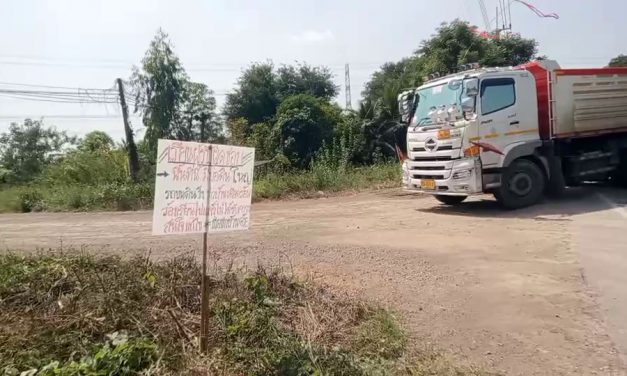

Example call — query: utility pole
[194,112,209,143]
[116,78,140,182]
[345,64,353,110]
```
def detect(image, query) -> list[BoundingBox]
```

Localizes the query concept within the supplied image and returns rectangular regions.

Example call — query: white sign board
[151,139,255,236]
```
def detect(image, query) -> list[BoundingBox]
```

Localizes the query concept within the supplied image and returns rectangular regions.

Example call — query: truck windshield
[411,81,465,127]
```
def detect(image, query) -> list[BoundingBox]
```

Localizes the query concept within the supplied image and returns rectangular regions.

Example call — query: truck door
[477,77,518,168]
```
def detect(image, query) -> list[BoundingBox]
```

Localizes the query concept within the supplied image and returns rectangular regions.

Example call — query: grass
[0,163,401,213]
[253,163,401,200]
[0,252,494,376]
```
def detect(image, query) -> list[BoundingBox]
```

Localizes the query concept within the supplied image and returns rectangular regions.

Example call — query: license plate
[421,179,436,190]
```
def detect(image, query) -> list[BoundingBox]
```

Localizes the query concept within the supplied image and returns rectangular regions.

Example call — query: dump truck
[397,60,627,209]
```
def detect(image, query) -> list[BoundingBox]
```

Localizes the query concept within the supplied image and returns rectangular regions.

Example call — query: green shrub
[45,149,129,187]
[17,188,44,213]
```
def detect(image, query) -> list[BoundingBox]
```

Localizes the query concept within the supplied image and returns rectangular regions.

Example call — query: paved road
[572,186,627,367]
[1,188,627,375]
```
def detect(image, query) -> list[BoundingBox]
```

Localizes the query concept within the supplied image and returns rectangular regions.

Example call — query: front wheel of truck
[494,159,545,210]
[434,195,467,205]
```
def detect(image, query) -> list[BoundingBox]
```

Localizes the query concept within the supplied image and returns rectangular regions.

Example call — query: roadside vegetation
[0,252,493,375]
[0,163,400,213]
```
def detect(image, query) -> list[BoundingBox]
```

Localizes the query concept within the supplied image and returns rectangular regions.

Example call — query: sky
[1,0,626,142]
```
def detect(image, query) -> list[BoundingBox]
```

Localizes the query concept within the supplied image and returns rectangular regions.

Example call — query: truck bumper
[402,157,483,196]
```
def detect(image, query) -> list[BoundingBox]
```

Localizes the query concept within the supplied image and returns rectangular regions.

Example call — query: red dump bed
[517,61,627,140]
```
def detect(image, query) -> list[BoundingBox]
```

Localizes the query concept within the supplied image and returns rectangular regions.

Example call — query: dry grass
[0,251,495,376]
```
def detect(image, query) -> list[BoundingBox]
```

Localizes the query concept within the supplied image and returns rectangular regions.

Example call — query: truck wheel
[434,195,467,205]
[494,159,545,210]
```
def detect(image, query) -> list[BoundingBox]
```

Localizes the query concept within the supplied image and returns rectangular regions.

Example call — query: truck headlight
[452,159,474,170]
[452,169,472,180]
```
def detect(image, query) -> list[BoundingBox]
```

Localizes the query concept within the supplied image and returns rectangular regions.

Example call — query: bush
[16,333,159,376]
[45,149,129,187]
[17,188,44,213]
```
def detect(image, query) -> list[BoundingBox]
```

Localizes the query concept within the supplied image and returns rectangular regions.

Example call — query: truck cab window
[480,78,516,115]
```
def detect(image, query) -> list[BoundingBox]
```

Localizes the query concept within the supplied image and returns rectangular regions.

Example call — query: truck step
[576,166,616,176]
[570,151,614,161]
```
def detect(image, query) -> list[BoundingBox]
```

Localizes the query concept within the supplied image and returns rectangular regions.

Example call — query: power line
[0,54,388,67]
[0,81,117,91]
[0,94,116,104]
[0,55,387,71]
[0,115,127,119]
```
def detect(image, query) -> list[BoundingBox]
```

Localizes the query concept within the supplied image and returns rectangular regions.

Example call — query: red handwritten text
[208,215,249,231]
[209,185,252,200]
[163,217,205,233]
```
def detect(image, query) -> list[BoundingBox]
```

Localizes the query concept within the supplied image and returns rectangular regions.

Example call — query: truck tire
[434,195,467,205]
[494,159,545,210]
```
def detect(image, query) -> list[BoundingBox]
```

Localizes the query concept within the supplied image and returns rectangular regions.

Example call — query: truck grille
[410,156,453,161]
[411,145,453,152]
[412,174,446,180]
[415,165,445,171]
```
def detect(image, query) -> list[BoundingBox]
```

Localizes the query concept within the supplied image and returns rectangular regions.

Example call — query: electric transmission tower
[345,63,352,110]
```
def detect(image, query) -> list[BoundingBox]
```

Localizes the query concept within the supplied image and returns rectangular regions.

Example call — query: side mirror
[461,97,475,114]
[448,79,462,90]
[397,91,414,123]
[465,78,479,97]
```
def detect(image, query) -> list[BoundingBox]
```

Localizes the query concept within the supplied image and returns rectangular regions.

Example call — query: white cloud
[289,30,334,43]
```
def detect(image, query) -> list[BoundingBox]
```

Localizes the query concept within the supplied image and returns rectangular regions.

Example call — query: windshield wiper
[411,117,431,131]
[420,124,444,131]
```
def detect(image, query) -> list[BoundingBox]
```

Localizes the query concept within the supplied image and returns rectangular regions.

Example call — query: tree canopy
[0,119,75,183]
[223,62,339,138]
[77,131,115,153]
[608,54,627,67]
[130,29,221,158]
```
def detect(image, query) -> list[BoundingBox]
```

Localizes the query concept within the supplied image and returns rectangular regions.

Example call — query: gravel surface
[1,189,625,375]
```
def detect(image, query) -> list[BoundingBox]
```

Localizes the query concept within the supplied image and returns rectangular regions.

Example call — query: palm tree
[359,78,408,160]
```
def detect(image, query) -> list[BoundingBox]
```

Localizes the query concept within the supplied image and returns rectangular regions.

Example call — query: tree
[275,94,340,168]
[77,131,114,153]
[174,81,220,142]
[276,64,338,101]
[130,29,221,157]
[223,62,339,140]
[223,62,279,128]
[361,58,424,107]
[0,119,75,182]
[416,20,538,74]
[226,118,249,146]
[130,29,189,155]
[608,55,627,67]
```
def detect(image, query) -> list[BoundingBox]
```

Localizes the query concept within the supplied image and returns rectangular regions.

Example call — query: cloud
[289,30,334,43]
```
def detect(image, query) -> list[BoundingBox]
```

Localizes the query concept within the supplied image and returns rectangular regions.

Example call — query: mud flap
[546,156,566,197]
[474,157,483,192]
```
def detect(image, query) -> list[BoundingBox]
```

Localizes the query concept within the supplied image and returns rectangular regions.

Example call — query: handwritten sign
[151,139,255,236]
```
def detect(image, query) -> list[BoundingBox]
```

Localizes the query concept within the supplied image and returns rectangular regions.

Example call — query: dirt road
[1,189,626,375]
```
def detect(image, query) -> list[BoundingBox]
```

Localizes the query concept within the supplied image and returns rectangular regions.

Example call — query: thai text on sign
[151,140,255,235]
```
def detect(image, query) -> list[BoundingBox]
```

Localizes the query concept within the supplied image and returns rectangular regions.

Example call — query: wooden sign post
[151,139,255,351]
